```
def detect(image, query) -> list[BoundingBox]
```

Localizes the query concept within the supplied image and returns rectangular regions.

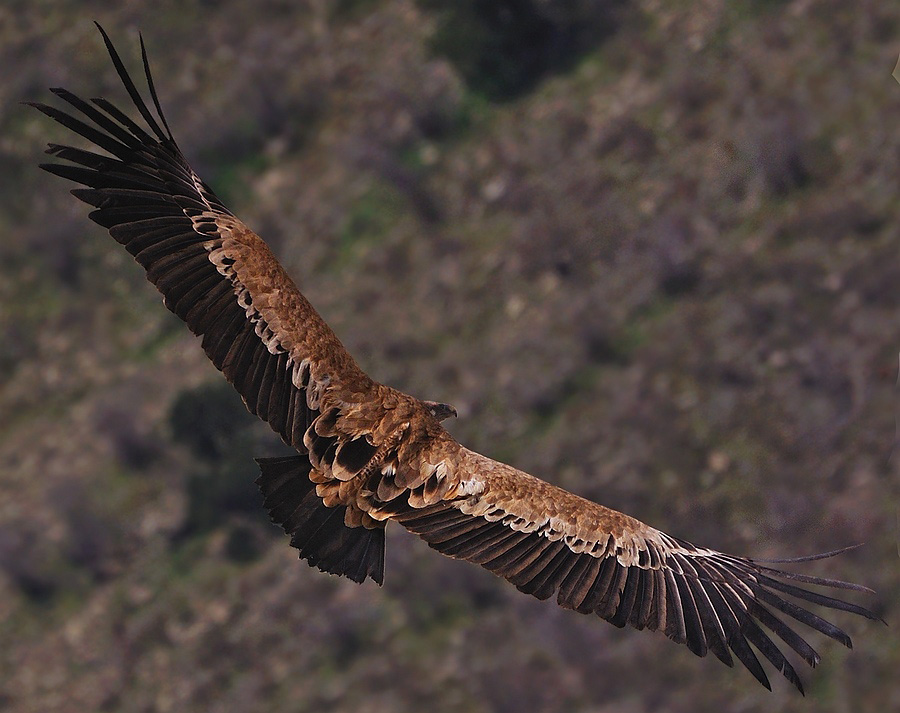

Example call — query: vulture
[31,24,878,695]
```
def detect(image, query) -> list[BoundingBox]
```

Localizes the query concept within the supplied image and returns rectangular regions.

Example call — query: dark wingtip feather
[70,187,104,206]
[38,162,73,178]
[756,572,880,623]
[92,21,169,143]
[22,100,49,113]
[139,31,174,141]
[751,543,865,565]
[759,568,877,595]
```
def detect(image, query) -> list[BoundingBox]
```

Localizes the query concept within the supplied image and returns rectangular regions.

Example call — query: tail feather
[255,456,385,585]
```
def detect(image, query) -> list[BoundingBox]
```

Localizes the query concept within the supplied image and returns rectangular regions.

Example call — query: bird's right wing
[30,25,385,452]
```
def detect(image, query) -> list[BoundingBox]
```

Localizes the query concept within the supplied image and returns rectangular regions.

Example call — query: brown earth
[0,1,897,711]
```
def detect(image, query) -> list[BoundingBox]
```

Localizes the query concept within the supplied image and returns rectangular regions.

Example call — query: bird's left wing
[362,437,878,694]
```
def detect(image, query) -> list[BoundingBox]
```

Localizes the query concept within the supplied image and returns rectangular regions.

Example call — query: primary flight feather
[31,25,878,694]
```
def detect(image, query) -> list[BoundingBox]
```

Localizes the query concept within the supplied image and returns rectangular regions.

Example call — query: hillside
[0,2,897,711]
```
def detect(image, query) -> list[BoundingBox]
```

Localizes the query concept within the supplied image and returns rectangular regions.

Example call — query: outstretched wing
[369,441,878,694]
[29,24,381,451]
[32,25,878,688]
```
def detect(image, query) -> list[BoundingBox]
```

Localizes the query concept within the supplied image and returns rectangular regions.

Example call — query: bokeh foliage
[0,1,896,712]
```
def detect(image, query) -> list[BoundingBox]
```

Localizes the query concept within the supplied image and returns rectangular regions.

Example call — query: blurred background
[0,1,898,711]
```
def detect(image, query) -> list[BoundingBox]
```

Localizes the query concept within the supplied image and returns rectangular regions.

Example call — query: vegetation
[0,1,897,711]
[417,0,630,100]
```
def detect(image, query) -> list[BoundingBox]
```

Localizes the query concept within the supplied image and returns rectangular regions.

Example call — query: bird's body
[31,24,878,695]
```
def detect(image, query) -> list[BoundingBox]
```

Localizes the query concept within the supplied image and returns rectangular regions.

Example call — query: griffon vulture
[29,24,879,694]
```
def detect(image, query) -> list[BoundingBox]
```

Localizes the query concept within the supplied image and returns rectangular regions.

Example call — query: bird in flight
[31,24,878,694]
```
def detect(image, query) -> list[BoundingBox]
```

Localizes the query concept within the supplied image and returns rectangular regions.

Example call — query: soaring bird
[31,24,878,694]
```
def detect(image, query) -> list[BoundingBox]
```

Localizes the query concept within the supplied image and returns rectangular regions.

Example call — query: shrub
[169,382,255,462]
[418,0,629,101]
[94,404,162,471]
[168,382,273,543]
[0,522,59,603]
[49,480,123,582]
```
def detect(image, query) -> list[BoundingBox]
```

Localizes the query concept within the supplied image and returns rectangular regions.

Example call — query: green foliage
[168,383,268,541]
[418,0,628,101]
[329,0,382,21]
[179,458,263,538]
[3,4,897,710]
[333,182,408,268]
[0,522,61,604]
[728,0,792,20]
[169,382,254,462]
[197,142,270,210]
[223,522,264,563]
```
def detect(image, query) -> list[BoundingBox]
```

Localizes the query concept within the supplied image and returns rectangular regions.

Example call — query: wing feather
[509,540,567,594]
[33,25,384,455]
[632,566,654,630]
[34,26,420,587]
[521,546,580,601]
[607,563,640,626]
[558,555,603,612]
[377,443,877,693]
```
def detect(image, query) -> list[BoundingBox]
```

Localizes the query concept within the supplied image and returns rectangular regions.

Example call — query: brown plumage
[31,24,879,695]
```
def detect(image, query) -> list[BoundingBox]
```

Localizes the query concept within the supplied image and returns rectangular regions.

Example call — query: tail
[255,456,385,585]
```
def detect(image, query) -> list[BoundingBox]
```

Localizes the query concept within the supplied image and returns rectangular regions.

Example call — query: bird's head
[422,400,458,422]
